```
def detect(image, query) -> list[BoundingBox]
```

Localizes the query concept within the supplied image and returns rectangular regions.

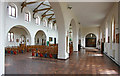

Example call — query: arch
[78,28,81,49]
[34,30,47,45]
[69,19,78,51]
[86,33,96,38]
[7,25,31,37]
[8,3,18,18]
[35,15,40,25]
[50,2,69,59]
[7,25,31,46]
[24,11,31,22]
[85,33,97,47]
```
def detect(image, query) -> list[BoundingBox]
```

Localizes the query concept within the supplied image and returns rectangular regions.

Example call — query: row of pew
[5,44,58,59]
[5,46,31,55]
[5,44,73,59]
[31,45,58,59]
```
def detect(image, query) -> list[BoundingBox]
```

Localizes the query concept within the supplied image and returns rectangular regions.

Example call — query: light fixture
[91,34,92,37]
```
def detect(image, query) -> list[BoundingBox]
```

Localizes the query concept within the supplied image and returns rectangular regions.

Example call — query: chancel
[0,0,120,75]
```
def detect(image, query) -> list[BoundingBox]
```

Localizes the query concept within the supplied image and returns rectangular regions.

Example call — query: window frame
[43,19,47,27]
[105,23,108,43]
[8,32,14,42]
[36,16,40,25]
[25,12,29,22]
[49,22,53,29]
[111,18,115,43]
[8,5,16,17]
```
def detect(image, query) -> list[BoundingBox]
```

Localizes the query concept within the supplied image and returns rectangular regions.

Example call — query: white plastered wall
[0,2,81,75]
[50,2,80,59]
[6,27,31,46]
[100,3,119,65]
[4,2,58,47]
[0,2,5,76]
[81,26,100,47]
[4,2,81,59]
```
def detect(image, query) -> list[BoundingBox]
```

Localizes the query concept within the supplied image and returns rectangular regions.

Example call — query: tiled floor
[5,49,120,75]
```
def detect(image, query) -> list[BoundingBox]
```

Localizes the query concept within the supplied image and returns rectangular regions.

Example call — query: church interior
[0,0,120,75]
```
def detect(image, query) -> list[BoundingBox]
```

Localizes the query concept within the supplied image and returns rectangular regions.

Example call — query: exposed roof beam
[21,0,27,13]
[42,4,50,6]
[33,2,44,19]
[33,7,52,19]
[34,7,51,12]
[48,15,56,23]
[26,2,37,5]
[53,20,56,24]
[43,14,54,17]
[41,10,51,20]
[49,18,56,20]
[21,1,37,13]
[48,14,54,19]
[33,2,44,12]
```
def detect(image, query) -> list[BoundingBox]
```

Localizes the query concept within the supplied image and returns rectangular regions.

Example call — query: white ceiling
[68,2,114,27]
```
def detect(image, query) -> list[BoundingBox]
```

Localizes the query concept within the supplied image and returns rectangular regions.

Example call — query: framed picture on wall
[49,37,52,41]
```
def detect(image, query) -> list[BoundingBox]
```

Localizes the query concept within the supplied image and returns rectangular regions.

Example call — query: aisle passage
[5,49,120,74]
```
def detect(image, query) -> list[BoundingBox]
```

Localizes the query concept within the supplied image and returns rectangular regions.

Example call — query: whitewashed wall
[6,27,31,46]
[4,2,58,47]
[81,26,100,47]
[100,3,119,65]
[1,1,81,75]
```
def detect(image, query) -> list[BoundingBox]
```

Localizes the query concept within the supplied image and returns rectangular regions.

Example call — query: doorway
[85,33,96,47]
[54,38,56,44]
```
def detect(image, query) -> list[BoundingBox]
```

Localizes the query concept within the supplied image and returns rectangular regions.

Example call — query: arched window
[25,12,31,22]
[8,32,14,42]
[111,17,115,43]
[105,22,108,42]
[36,16,40,25]
[8,4,17,17]
[43,19,47,27]
[49,22,53,29]
[54,23,57,30]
